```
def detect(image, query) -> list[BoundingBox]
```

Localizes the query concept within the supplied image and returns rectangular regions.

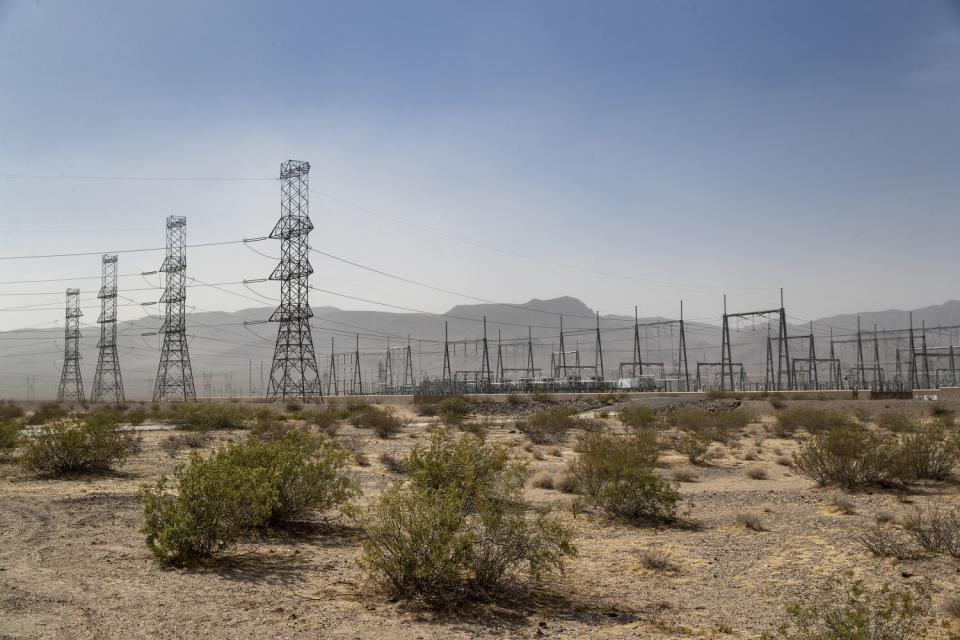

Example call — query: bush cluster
[761,573,931,640]
[349,407,404,438]
[618,404,658,430]
[570,431,677,522]
[356,429,575,603]
[792,423,960,490]
[25,402,69,425]
[904,503,960,559]
[170,403,250,430]
[515,407,584,444]
[774,406,854,437]
[436,396,471,425]
[23,419,139,473]
[140,431,356,563]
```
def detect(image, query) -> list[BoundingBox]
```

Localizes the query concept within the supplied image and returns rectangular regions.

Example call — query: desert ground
[2,397,959,639]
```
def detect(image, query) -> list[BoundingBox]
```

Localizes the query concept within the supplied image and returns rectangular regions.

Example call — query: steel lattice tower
[153,215,196,402]
[57,288,85,402]
[266,160,322,401]
[90,254,125,402]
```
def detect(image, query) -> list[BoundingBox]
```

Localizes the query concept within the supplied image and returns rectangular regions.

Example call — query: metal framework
[721,291,790,392]
[153,215,197,402]
[91,254,125,402]
[266,159,322,401]
[57,288,85,402]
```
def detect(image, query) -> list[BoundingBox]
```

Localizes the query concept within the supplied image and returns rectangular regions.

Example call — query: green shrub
[714,408,750,433]
[306,408,341,435]
[25,402,68,425]
[406,429,524,507]
[618,405,657,430]
[0,400,24,420]
[774,406,854,437]
[139,454,277,562]
[929,402,954,418]
[217,431,357,525]
[23,419,138,473]
[436,396,471,425]
[140,432,356,562]
[349,407,404,438]
[356,430,574,603]
[506,394,525,406]
[677,431,711,464]
[159,432,211,457]
[792,424,901,490]
[515,407,581,444]
[767,394,786,410]
[413,399,438,416]
[171,403,249,430]
[571,431,677,522]
[761,573,931,640]
[903,502,960,559]
[83,406,124,428]
[0,421,20,456]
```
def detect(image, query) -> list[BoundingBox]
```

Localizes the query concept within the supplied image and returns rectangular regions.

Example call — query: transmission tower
[57,288,85,402]
[153,215,196,402]
[266,159,322,401]
[90,254,125,402]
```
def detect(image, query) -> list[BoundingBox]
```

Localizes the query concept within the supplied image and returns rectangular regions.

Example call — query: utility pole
[327,337,338,396]
[91,254,124,402]
[266,159,321,401]
[57,288,85,402]
[594,311,604,381]
[873,324,882,392]
[442,322,452,386]
[855,316,865,390]
[153,215,196,402]
[480,316,491,390]
[908,312,917,390]
[678,301,690,392]
[526,326,535,379]
[633,306,643,376]
[352,333,363,395]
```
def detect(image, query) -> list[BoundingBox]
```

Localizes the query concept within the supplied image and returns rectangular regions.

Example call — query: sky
[0,0,958,334]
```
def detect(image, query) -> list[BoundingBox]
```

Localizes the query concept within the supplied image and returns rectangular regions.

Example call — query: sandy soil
[2,399,959,639]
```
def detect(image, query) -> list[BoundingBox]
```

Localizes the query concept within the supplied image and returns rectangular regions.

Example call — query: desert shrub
[715,409,750,433]
[406,429,524,507]
[761,573,931,640]
[506,394,525,406]
[126,408,148,426]
[828,494,856,515]
[774,406,855,437]
[0,421,20,456]
[618,404,658,430]
[171,403,249,430]
[897,425,959,481]
[875,411,918,433]
[745,465,768,480]
[436,396,471,425]
[792,424,902,490]
[22,419,138,473]
[677,431,711,464]
[672,468,698,482]
[139,454,276,562]
[666,407,714,432]
[570,431,677,522]
[349,407,404,438]
[945,596,960,619]
[637,549,679,572]
[83,406,125,428]
[284,402,303,413]
[215,432,356,525]
[531,472,555,489]
[735,512,766,531]
[141,432,355,562]
[597,410,609,419]
[379,451,407,474]
[413,399,438,417]
[356,431,574,603]
[458,419,489,439]
[529,391,554,404]
[768,394,786,410]
[555,473,579,493]
[903,503,960,559]
[929,402,954,418]
[858,524,922,560]
[307,409,341,436]
[0,400,24,420]
[515,407,581,444]
[25,402,68,425]
[160,432,211,457]
[249,418,303,442]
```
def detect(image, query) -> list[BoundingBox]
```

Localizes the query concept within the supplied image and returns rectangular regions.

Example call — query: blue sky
[0,0,958,331]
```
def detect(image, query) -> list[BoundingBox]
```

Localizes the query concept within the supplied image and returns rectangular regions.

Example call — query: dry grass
[745,465,768,480]
[735,512,766,532]
[531,472,555,489]
[672,468,698,483]
[636,548,680,573]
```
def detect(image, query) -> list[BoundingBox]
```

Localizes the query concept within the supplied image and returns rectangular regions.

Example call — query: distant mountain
[5,296,959,400]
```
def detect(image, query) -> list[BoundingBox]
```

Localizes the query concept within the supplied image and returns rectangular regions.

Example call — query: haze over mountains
[5,297,960,401]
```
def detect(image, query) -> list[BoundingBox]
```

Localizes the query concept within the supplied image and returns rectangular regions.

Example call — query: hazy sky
[0,0,958,333]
